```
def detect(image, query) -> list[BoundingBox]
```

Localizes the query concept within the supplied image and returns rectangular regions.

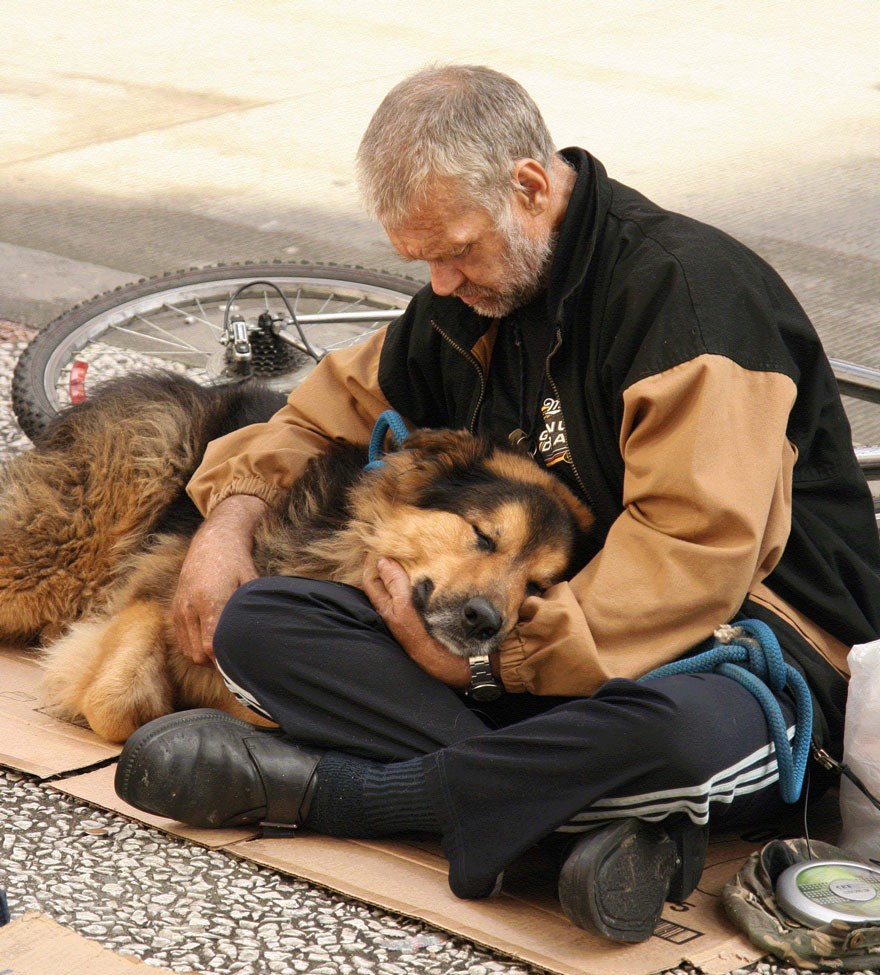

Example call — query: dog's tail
[0,372,285,643]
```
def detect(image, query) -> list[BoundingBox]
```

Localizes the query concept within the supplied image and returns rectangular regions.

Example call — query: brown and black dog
[0,373,592,741]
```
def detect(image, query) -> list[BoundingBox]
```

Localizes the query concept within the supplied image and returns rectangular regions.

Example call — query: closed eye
[473,527,496,553]
[525,581,546,597]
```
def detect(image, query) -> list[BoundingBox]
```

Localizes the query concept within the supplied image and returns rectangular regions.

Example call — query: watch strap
[467,653,502,701]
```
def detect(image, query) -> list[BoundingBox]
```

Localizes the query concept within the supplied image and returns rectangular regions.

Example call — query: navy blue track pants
[213,576,829,890]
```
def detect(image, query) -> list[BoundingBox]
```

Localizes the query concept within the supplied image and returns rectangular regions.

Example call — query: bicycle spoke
[316,292,336,314]
[108,321,205,353]
[321,323,384,351]
[136,316,208,353]
[161,301,223,334]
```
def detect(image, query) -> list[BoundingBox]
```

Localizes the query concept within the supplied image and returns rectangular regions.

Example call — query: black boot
[557,816,708,943]
[115,709,323,831]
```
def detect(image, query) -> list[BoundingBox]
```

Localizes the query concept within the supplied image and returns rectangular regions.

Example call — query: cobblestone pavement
[2,769,538,975]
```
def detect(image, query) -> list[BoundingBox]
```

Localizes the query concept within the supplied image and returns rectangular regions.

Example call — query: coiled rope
[641,619,813,803]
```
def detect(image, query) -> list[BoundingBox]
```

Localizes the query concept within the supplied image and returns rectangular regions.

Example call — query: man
[116,65,880,943]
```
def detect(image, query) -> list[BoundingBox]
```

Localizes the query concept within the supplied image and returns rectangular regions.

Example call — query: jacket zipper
[433,317,595,509]
[545,326,594,507]
[513,322,526,432]
[431,319,487,432]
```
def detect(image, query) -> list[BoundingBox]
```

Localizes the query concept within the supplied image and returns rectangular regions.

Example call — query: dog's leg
[40,615,116,725]
[169,651,278,729]
[42,601,175,743]
[82,601,180,742]
[42,600,276,741]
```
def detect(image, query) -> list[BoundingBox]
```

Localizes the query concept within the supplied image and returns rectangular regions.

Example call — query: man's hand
[363,557,471,689]
[173,495,270,665]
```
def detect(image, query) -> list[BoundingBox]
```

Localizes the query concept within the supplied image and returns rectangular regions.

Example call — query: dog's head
[351,429,593,659]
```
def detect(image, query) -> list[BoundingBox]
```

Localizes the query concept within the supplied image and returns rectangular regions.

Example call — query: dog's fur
[0,373,592,742]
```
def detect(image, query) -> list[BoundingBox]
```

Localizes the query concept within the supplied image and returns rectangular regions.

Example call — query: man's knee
[213,576,385,674]
[592,674,769,780]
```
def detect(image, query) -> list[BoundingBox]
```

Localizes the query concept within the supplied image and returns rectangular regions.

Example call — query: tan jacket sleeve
[187,327,394,515]
[499,354,798,695]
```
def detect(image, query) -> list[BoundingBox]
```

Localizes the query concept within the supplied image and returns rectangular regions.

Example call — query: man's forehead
[386,204,492,261]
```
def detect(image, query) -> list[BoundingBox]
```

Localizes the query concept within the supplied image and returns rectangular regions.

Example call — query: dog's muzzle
[414,585,508,659]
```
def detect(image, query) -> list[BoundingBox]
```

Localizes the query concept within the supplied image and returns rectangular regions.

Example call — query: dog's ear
[543,478,594,534]
[389,428,487,476]
[483,447,595,535]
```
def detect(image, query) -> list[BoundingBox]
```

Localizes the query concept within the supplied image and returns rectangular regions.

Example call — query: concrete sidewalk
[0,3,878,974]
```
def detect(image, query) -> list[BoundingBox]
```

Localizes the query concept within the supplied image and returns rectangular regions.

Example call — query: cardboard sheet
[0,912,200,974]
[0,646,812,974]
[0,648,120,778]
[38,763,766,975]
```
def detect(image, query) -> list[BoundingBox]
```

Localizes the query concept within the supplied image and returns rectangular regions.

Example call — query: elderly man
[116,65,880,943]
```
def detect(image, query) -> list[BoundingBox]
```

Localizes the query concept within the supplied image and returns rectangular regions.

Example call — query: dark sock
[303,752,441,838]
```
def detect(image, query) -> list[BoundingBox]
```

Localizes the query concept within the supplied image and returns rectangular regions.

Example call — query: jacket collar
[545,148,610,325]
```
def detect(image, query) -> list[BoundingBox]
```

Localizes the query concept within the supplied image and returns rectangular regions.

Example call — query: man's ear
[512,158,551,214]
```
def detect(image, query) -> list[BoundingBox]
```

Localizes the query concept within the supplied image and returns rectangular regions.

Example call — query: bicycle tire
[12,261,422,440]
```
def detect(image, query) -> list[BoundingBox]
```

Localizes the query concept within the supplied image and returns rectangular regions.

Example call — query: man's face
[386,192,553,318]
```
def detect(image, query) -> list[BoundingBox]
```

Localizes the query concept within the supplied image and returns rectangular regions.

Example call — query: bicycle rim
[13,263,420,439]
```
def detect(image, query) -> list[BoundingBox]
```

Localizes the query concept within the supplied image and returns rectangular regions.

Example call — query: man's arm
[176,329,395,664]
[173,494,269,665]
[498,354,798,696]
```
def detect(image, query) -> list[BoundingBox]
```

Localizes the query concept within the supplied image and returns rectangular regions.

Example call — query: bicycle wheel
[12,262,421,440]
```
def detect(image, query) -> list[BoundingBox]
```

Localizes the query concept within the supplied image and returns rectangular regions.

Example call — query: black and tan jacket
[189,149,880,712]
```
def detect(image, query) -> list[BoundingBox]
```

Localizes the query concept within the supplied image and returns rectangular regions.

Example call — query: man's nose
[429,262,466,296]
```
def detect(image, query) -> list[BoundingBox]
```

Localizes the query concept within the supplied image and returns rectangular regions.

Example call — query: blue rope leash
[640,619,813,804]
[364,410,410,471]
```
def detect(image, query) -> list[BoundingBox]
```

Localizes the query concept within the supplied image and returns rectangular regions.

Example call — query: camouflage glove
[722,838,880,971]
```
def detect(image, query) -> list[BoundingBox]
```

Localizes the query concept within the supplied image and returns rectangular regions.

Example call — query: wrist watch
[467,653,502,701]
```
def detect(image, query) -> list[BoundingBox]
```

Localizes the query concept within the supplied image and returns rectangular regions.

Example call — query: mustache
[454,284,497,301]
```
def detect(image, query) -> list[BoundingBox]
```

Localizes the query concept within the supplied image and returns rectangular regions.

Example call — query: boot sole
[558,819,679,943]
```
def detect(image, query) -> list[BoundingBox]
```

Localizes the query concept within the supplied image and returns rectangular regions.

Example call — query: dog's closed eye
[472,526,496,553]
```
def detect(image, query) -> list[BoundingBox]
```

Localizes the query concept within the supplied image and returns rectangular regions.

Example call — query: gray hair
[356,64,557,227]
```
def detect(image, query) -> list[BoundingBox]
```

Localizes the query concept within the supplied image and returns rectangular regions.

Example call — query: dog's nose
[462,597,503,641]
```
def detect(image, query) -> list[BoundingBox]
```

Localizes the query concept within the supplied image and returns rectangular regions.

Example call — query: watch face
[470,681,502,702]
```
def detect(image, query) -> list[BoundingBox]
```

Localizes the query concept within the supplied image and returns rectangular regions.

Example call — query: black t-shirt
[476,294,581,496]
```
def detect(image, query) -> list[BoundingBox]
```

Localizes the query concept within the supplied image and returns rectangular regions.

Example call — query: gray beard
[458,226,555,318]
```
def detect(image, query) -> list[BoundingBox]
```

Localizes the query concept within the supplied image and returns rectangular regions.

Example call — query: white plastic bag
[838,639,880,862]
